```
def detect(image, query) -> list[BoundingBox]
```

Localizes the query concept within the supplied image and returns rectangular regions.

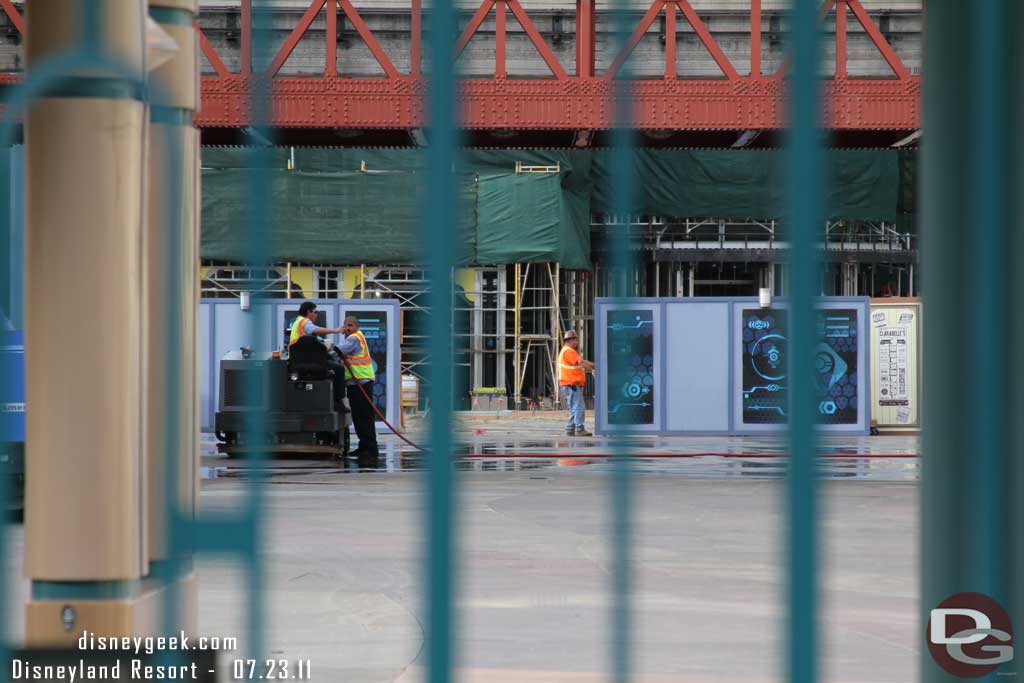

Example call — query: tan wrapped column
[24,1,148,644]
[144,0,199,564]
[142,0,201,635]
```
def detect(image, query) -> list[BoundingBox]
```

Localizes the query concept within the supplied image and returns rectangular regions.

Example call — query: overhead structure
[0,0,921,140]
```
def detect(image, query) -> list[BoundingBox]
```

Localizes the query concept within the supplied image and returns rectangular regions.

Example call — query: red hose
[340,355,425,451]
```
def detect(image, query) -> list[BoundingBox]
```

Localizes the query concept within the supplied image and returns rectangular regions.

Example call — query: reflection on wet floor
[200,430,921,482]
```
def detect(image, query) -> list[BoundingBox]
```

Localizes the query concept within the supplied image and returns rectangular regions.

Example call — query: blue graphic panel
[742,310,789,424]
[814,309,859,425]
[741,308,859,425]
[606,310,655,425]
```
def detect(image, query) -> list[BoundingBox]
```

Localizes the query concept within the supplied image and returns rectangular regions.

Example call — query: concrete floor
[6,418,922,682]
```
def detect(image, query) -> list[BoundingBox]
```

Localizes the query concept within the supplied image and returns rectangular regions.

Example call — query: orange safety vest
[558,345,586,386]
[343,330,375,381]
[288,315,311,347]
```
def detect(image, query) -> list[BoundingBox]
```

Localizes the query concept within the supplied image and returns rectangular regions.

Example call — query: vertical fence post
[240,0,271,662]
[608,1,636,681]
[921,1,1022,680]
[785,1,823,682]
[1010,0,1024,656]
[425,0,457,681]
[966,0,1009,603]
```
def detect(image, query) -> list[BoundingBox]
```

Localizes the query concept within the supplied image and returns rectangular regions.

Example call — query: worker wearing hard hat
[339,315,379,459]
[557,330,595,436]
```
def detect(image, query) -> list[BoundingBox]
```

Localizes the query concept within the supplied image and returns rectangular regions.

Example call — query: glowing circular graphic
[814,351,834,375]
[624,382,643,398]
[750,333,787,381]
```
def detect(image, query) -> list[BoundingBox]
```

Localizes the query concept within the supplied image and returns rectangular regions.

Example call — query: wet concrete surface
[200,413,920,483]
[0,414,921,682]
[189,438,918,682]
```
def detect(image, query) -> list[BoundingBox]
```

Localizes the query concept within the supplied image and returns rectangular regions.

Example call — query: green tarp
[201,147,908,268]
[202,169,474,264]
[591,149,899,220]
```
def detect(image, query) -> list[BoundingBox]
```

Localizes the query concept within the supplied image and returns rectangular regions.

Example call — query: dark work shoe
[574,429,593,437]
[565,429,576,436]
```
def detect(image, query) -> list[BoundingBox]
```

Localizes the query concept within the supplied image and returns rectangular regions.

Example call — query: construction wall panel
[595,297,871,435]
[664,302,731,432]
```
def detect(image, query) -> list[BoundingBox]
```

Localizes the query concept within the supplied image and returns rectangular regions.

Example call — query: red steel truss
[0,0,920,131]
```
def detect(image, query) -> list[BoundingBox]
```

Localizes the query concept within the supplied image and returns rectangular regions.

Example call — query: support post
[410,0,421,76]
[240,0,252,75]
[495,0,507,79]
[750,0,761,77]
[551,263,561,405]
[142,0,202,635]
[664,1,676,80]
[326,0,337,77]
[513,263,521,408]
[576,0,595,78]
[24,0,153,643]
[835,0,847,79]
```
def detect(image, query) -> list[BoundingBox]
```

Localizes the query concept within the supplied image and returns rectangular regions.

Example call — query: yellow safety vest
[343,330,375,381]
[288,316,309,347]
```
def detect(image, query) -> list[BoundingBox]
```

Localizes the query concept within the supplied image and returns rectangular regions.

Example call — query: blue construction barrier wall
[594,297,871,435]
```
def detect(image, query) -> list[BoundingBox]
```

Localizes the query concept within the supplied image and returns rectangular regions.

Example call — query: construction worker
[339,315,379,459]
[289,301,347,410]
[558,330,595,436]
[289,301,343,345]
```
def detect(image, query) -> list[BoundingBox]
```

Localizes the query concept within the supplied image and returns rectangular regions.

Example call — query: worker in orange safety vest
[557,329,595,436]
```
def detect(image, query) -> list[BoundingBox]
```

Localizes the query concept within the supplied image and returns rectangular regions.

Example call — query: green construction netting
[201,147,907,268]
[202,167,476,265]
[590,149,899,220]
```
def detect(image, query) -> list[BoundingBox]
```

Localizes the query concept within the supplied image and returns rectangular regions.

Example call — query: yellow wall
[341,268,362,298]
[455,268,476,303]
[289,267,314,299]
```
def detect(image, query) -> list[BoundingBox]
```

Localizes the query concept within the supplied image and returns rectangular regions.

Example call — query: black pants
[347,380,378,455]
[327,361,347,409]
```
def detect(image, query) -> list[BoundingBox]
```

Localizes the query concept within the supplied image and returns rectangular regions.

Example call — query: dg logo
[927,592,1014,678]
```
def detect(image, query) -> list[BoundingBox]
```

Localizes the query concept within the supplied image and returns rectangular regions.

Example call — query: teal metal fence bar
[1013,1,1024,672]
[921,2,1022,682]
[425,1,458,681]
[238,0,272,663]
[967,0,1007,604]
[604,0,645,679]
[785,1,823,682]
[608,0,636,677]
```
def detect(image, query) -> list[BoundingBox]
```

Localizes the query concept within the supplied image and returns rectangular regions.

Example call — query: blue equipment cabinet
[0,327,24,511]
